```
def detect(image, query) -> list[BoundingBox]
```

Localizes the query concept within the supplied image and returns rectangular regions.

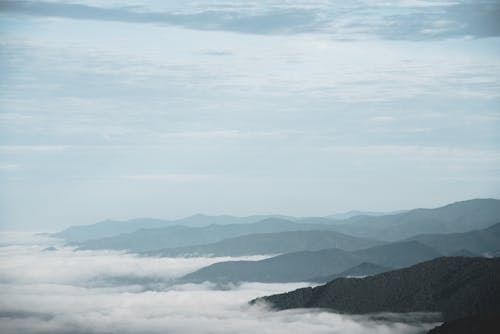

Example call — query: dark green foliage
[427,311,500,334]
[254,257,500,322]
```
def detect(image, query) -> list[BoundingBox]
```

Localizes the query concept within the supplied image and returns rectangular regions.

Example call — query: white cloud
[0,146,69,154]
[319,145,500,163]
[0,163,19,171]
[0,234,440,334]
[369,116,396,123]
[122,173,217,182]
[394,0,458,8]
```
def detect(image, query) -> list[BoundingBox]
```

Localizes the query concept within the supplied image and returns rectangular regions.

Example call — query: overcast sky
[1,0,500,230]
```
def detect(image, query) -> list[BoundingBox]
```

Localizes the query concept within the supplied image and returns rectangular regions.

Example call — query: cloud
[122,173,220,182]
[195,49,233,56]
[393,1,459,8]
[0,163,19,171]
[0,234,440,334]
[1,0,499,39]
[319,145,500,163]
[0,0,320,35]
[0,146,69,154]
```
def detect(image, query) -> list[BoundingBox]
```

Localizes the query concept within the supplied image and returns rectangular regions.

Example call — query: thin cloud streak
[1,0,499,39]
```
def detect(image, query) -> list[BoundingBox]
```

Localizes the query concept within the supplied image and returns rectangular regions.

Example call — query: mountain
[309,262,393,283]
[332,198,500,241]
[327,210,407,220]
[54,198,500,245]
[53,214,298,242]
[427,311,500,334]
[253,257,500,322]
[75,218,347,252]
[352,240,442,268]
[407,222,500,256]
[144,230,383,257]
[180,248,361,283]
[59,198,500,251]
[52,218,172,242]
[173,214,299,226]
[180,240,441,283]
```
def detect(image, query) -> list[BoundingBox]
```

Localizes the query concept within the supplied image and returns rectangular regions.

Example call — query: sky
[1,0,500,230]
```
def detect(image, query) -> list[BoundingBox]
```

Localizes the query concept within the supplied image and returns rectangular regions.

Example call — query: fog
[0,233,439,334]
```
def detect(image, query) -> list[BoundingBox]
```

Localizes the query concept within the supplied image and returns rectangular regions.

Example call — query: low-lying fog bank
[0,233,439,334]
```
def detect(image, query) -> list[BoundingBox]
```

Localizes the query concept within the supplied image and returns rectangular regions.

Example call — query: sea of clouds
[0,232,439,334]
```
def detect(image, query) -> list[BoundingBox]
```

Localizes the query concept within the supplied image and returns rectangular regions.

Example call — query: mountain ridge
[252,257,500,322]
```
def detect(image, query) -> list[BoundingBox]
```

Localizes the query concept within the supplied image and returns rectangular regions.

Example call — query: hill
[75,218,345,252]
[427,310,500,334]
[52,214,297,242]
[253,257,500,322]
[309,262,393,283]
[333,198,500,241]
[181,248,360,283]
[180,240,441,283]
[408,222,500,256]
[145,230,383,257]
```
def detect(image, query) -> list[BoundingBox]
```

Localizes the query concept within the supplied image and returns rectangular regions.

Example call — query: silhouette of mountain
[52,214,297,242]
[181,248,360,283]
[309,262,393,283]
[75,218,345,252]
[333,198,500,241]
[144,230,383,257]
[327,210,407,220]
[427,311,500,334]
[253,257,500,322]
[181,240,441,283]
[408,222,500,256]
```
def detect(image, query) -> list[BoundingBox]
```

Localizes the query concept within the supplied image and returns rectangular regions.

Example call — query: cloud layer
[2,0,499,39]
[0,234,439,334]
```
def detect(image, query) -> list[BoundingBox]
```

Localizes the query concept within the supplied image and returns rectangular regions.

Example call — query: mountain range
[330,198,500,241]
[252,257,500,322]
[52,214,297,242]
[57,199,500,254]
[74,219,348,252]
[143,230,382,257]
[179,240,442,283]
[179,221,500,283]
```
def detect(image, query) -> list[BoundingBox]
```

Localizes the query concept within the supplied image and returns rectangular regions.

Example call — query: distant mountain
[58,199,500,251]
[53,214,299,242]
[145,230,383,257]
[52,218,173,242]
[309,262,392,283]
[332,198,500,241]
[327,210,407,220]
[407,222,500,256]
[253,257,500,322]
[181,248,360,283]
[352,240,442,268]
[75,218,346,252]
[180,240,441,283]
[173,214,299,226]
